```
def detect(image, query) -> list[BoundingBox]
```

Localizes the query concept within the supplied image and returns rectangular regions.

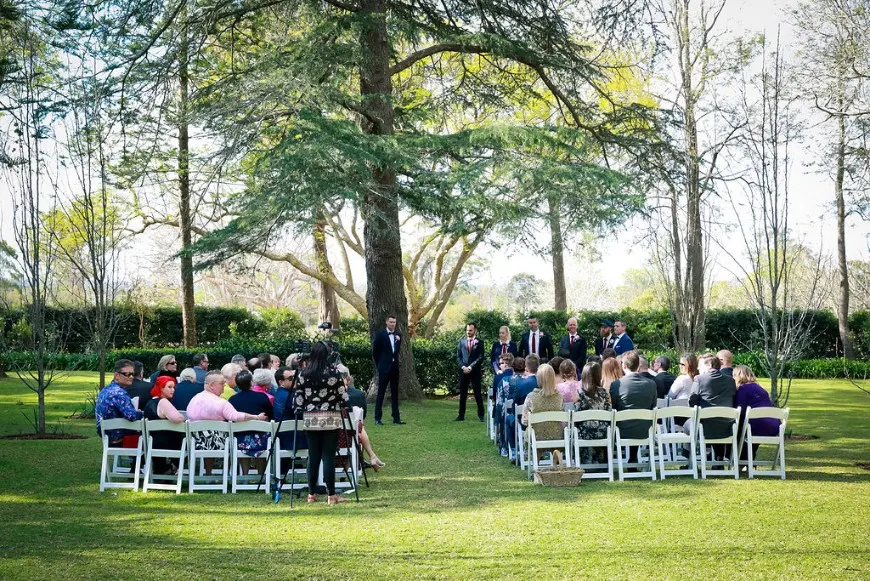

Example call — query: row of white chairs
[502,403,788,481]
[99,409,364,494]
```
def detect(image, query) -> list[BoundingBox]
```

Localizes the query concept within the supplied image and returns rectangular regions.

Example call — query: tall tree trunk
[547,194,567,311]
[178,15,197,348]
[834,113,853,358]
[313,216,341,327]
[359,0,422,401]
[677,0,706,352]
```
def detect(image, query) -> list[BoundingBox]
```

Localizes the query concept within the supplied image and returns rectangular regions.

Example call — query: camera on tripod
[292,322,341,366]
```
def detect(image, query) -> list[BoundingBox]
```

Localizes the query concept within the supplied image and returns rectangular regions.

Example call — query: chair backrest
[656,398,668,409]
[563,403,574,412]
[515,404,525,418]
[274,420,303,434]
[745,406,789,422]
[572,409,613,423]
[527,410,570,426]
[504,399,514,411]
[668,398,690,407]
[697,407,740,421]
[613,408,656,422]
[655,405,696,421]
[187,420,231,434]
[145,419,186,434]
[230,420,273,436]
[101,418,143,433]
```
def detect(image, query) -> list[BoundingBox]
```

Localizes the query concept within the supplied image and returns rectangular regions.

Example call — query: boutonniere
[471,339,479,346]
[394,335,401,342]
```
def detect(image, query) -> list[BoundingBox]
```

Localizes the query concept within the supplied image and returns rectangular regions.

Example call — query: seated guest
[229,369,274,473]
[251,368,276,404]
[126,361,152,410]
[500,356,526,459]
[609,350,656,463]
[493,353,517,456]
[601,348,617,361]
[188,372,266,475]
[272,365,308,463]
[96,359,144,446]
[191,353,210,384]
[219,363,242,399]
[513,353,540,410]
[490,326,518,373]
[231,354,248,370]
[337,365,385,471]
[574,361,612,464]
[143,375,185,474]
[171,367,201,411]
[717,349,734,377]
[638,355,657,383]
[547,355,565,376]
[555,359,581,404]
[601,357,623,392]
[148,354,178,383]
[667,353,698,400]
[521,364,566,460]
[686,354,737,451]
[558,317,588,371]
[586,355,602,364]
[733,365,780,461]
[653,356,677,398]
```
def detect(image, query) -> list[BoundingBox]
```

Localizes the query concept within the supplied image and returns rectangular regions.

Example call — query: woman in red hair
[144,376,186,474]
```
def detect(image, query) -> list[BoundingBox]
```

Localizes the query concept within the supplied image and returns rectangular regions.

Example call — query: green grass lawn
[0,372,868,579]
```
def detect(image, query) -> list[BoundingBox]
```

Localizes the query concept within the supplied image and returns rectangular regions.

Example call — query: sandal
[306,494,318,503]
[327,494,347,505]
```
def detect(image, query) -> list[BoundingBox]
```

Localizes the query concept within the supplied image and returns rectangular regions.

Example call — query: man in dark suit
[688,354,737,449]
[171,367,202,411]
[489,325,518,373]
[455,322,485,422]
[611,320,635,355]
[652,356,677,398]
[594,320,615,356]
[517,315,553,361]
[125,361,152,411]
[609,350,657,462]
[717,349,734,377]
[372,315,405,425]
[638,355,657,384]
[558,317,587,372]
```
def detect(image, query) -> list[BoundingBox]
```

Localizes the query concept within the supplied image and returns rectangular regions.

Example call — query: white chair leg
[732,438,739,480]
[690,437,698,479]
[143,448,153,493]
[100,447,110,492]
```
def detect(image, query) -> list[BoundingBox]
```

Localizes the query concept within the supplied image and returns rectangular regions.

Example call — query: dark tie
[501,343,507,355]
[531,333,536,354]
[570,335,575,347]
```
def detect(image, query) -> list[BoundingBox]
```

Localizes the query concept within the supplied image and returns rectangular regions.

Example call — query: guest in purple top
[733,365,781,460]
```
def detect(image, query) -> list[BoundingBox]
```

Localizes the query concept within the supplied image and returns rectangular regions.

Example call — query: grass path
[0,374,868,579]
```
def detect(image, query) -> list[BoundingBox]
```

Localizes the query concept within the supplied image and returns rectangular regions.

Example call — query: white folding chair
[230,420,273,493]
[696,407,741,479]
[571,409,614,480]
[487,392,495,441]
[334,409,361,493]
[514,403,527,470]
[614,409,657,481]
[187,420,231,493]
[739,407,789,479]
[142,419,187,493]
[655,406,698,479]
[99,418,144,492]
[526,410,572,478]
[273,419,308,494]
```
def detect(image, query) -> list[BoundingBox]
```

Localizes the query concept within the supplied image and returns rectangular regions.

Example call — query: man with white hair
[558,317,587,372]
[172,367,202,411]
[220,363,242,399]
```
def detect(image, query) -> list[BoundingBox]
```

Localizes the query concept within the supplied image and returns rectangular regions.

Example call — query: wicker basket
[533,465,584,487]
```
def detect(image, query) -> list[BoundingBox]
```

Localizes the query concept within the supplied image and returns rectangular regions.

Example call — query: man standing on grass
[372,315,405,425]
[455,322,485,422]
[95,359,144,446]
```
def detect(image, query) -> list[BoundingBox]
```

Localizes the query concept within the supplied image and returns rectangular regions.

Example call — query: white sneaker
[500,448,508,457]
[509,450,516,461]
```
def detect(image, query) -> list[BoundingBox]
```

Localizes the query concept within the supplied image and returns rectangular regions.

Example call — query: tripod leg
[260,417,282,494]
[340,409,360,502]
[289,416,299,508]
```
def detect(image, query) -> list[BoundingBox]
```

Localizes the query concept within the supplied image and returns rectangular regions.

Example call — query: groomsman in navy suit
[455,322,485,422]
[611,319,636,355]
[558,317,588,371]
[489,325,518,373]
[371,315,405,425]
[517,315,553,361]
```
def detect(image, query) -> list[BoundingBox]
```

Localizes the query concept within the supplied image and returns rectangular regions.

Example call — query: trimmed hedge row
[3,342,868,395]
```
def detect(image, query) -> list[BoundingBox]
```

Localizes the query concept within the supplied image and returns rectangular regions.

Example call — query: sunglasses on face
[117,371,135,377]
[168,361,177,365]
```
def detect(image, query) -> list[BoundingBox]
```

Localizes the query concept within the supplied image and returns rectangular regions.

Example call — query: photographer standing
[294,342,349,505]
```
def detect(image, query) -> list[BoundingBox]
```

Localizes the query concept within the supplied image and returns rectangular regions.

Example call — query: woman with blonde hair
[733,365,780,460]
[148,354,178,383]
[522,364,566,451]
[490,325,518,373]
[601,357,624,392]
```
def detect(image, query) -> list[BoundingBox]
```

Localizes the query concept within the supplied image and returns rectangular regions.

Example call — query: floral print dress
[574,387,612,464]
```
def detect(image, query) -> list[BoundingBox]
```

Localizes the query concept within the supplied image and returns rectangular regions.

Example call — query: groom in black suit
[455,322,485,422]
[371,315,405,425]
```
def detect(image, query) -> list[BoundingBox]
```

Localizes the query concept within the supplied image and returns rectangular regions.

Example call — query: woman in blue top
[733,365,781,461]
